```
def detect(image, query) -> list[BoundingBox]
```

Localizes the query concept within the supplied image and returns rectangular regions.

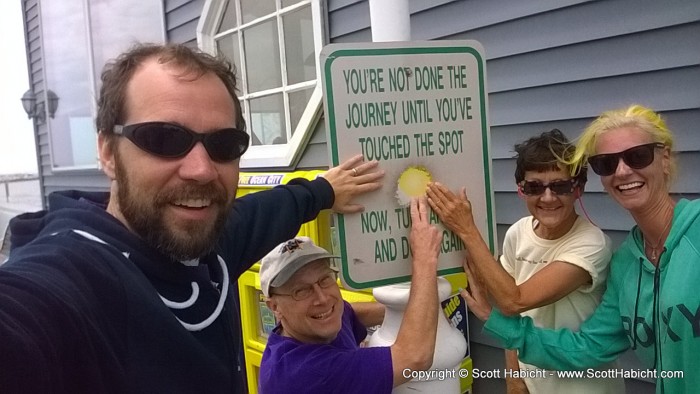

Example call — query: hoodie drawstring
[69,229,229,332]
[631,257,644,350]
[158,255,229,332]
[632,248,667,394]
[654,247,666,394]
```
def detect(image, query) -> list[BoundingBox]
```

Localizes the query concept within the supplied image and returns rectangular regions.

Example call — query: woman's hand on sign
[427,182,475,236]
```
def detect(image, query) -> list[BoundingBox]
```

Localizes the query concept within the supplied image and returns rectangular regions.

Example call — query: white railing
[0,175,41,207]
[0,175,41,263]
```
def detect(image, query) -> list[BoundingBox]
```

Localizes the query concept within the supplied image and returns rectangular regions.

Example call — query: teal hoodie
[484,199,700,394]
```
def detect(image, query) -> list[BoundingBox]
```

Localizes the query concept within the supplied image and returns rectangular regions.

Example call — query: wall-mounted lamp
[21,89,59,124]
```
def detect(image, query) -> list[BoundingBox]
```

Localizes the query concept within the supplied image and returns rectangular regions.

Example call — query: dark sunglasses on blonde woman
[587,142,665,176]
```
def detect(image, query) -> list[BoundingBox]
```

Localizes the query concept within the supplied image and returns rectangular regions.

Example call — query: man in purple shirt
[259,198,442,393]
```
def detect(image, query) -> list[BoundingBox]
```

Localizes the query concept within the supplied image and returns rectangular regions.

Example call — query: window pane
[249,94,286,145]
[42,0,94,168]
[218,0,238,32]
[282,0,303,8]
[283,6,315,85]
[241,0,275,24]
[216,33,243,90]
[89,0,164,93]
[42,0,163,169]
[288,88,314,135]
[244,21,282,92]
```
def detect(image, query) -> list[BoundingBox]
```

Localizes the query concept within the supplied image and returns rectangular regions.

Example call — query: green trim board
[321,41,494,290]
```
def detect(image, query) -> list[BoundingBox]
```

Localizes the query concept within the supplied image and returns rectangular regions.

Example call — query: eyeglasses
[519,179,578,196]
[272,271,338,301]
[587,142,665,176]
[113,122,249,163]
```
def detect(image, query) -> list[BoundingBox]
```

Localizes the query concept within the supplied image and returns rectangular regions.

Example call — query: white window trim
[197,0,327,169]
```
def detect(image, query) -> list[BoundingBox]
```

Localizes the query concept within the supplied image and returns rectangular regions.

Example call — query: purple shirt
[259,301,393,393]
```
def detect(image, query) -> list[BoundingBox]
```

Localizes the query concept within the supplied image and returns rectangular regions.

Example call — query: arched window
[198,0,326,168]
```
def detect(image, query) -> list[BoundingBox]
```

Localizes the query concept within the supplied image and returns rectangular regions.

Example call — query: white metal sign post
[321,40,494,290]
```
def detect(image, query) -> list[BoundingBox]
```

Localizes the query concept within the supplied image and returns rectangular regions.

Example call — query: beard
[114,152,233,261]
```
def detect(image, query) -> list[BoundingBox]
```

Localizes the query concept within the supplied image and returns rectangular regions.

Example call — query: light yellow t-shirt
[500,216,625,393]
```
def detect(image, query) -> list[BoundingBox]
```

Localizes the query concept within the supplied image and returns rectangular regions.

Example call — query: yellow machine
[236,171,472,393]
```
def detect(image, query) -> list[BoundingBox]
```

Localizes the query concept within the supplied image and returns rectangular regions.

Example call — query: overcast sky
[0,1,37,175]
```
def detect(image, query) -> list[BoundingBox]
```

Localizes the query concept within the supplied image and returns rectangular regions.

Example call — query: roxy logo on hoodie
[622,304,700,347]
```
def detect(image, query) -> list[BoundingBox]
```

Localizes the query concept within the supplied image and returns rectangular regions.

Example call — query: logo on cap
[279,238,304,254]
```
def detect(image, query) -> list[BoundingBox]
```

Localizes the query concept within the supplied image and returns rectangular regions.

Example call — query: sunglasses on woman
[113,122,250,163]
[587,142,665,176]
[519,179,578,196]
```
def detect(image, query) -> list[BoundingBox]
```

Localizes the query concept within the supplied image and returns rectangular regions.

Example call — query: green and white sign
[321,40,494,290]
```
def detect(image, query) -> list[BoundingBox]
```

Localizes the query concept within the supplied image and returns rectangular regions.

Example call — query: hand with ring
[322,154,385,214]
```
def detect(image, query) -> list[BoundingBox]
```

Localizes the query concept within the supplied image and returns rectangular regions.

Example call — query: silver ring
[352,168,358,176]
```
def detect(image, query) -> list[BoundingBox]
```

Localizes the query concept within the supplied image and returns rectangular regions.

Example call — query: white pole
[369,0,411,42]
[366,6,467,391]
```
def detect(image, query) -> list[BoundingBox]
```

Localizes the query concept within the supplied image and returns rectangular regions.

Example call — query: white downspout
[369,0,411,42]
[365,2,466,393]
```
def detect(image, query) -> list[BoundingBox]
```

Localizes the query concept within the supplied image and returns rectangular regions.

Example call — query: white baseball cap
[260,236,339,297]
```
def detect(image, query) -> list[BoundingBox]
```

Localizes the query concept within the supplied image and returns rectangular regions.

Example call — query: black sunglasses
[519,179,578,196]
[587,142,665,176]
[113,122,249,163]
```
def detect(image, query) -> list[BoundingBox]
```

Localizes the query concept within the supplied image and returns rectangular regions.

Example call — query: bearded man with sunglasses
[470,105,700,394]
[427,129,624,393]
[0,44,383,393]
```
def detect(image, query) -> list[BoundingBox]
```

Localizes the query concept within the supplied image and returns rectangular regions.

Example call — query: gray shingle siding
[323,1,697,392]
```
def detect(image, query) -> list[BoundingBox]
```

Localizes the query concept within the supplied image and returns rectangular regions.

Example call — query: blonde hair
[568,104,676,183]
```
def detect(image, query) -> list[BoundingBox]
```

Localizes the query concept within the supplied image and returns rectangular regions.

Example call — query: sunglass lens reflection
[131,124,194,157]
[130,123,248,162]
[625,145,655,169]
[205,130,249,161]
[588,143,659,176]
[521,180,574,196]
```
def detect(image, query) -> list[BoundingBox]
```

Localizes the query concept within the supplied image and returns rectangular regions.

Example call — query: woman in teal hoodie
[465,105,700,394]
